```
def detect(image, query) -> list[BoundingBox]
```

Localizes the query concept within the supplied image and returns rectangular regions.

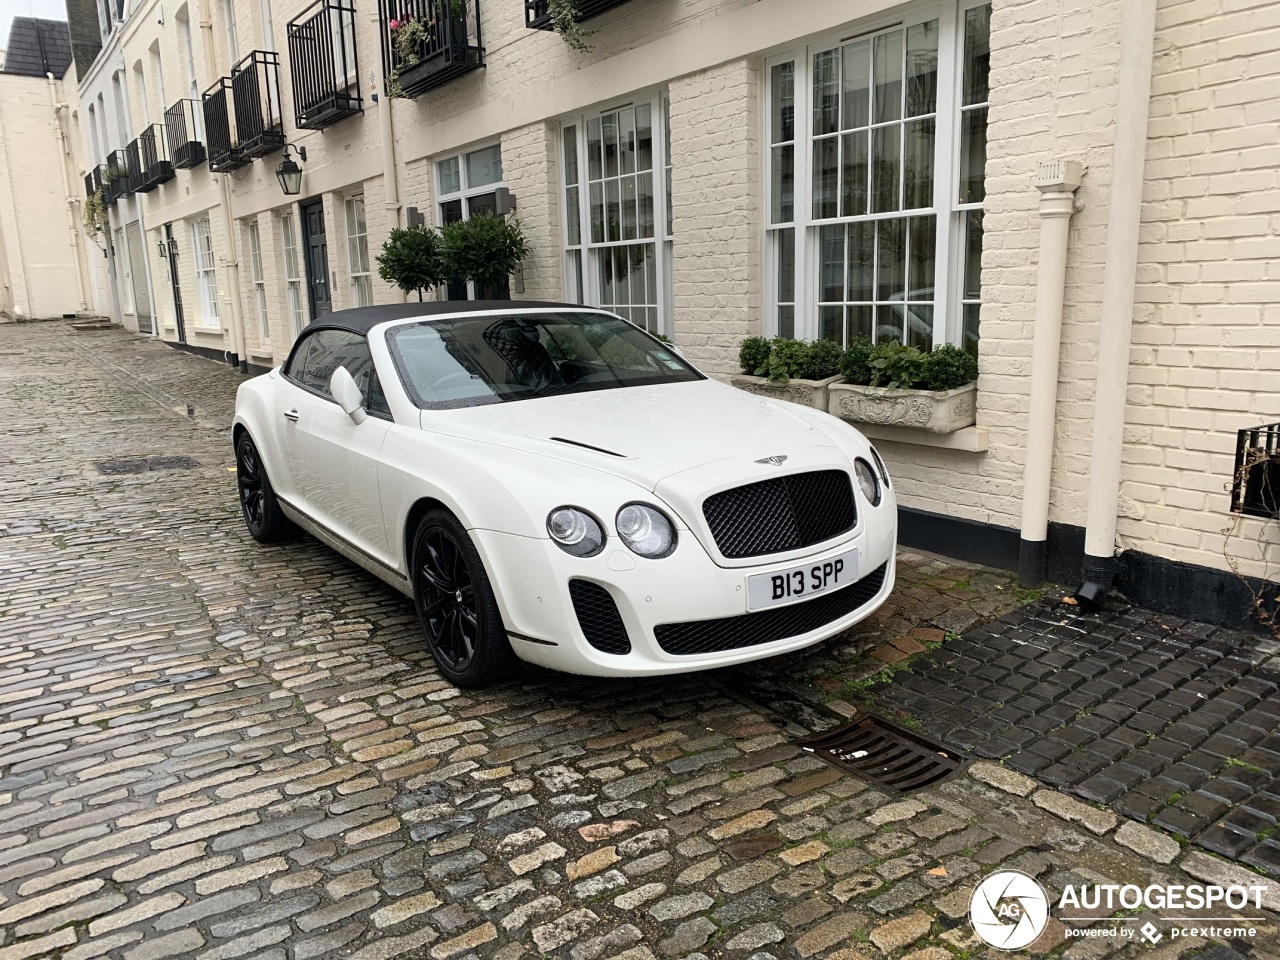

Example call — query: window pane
[589,182,604,243]
[812,49,840,136]
[778,305,795,339]
[587,118,603,180]
[644,242,657,306]
[605,180,621,242]
[819,305,841,343]
[840,131,867,217]
[812,137,839,219]
[847,220,873,302]
[621,176,637,240]
[819,224,844,302]
[876,303,902,344]
[603,113,619,178]
[771,61,795,144]
[771,145,794,223]
[905,20,939,117]
[440,198,463,224]
[872,31,903,124]
[903,117,935,209]
[964,209,984,299]
[841,40,870,130]
[636,104,653,171]
[563,125,578,186]
[619,108,636,175]
[959,106,988,203]
[904,304,932,349]
[907,214,936,298]
[566,186,581,245]
[637,172,655,238]
[776,227,795,304]
[846,304,872,343]
[465,144,502,187]
[876,217,905,302]
[437,157,460,195]
[963,303,981,355]
[871,126,900,213]
[963,4,992,107]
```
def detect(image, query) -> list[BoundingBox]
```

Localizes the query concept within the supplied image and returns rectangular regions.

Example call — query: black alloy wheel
[411,509,518,687]
[234,433,295,543]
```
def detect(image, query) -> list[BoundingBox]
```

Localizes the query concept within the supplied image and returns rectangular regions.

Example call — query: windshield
[386,311,703,410]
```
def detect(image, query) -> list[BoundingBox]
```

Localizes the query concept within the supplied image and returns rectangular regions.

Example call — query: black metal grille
[1232,422,1280,520]
[703,470,856,559]
[525,0,636,29]
[106,148,131,200]
[654,562,887,656]
[203,78,247,172]
[232,50,286,158]
[378,0,485,98]
[796,716,964,795]
[288,0,362,129]
[125,139,144,193]
[569,580,631,655]
[138,125,174,190]
[165,100,206,169]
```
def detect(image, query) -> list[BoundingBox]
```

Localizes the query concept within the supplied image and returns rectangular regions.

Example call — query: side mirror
[329,366,367,424]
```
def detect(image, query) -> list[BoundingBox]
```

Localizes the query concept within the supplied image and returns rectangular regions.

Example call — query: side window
[298,329,364,396]
[366,371,392,418]
[284,334,313,382]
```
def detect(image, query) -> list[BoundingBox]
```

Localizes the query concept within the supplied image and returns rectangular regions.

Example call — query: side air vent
[569,579,631,655]
[549,437,628,458]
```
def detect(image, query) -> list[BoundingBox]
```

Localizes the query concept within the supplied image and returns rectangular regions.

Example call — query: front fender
[233,374,294,499]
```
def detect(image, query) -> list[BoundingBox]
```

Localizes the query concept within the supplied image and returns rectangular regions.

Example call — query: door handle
[284,409,300,423]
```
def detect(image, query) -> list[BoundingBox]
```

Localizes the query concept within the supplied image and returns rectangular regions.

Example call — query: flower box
[828,381,977,435]
[729,374,843,412]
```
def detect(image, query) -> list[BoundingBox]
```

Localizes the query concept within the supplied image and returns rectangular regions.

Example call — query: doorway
[163,223,186,343]
[126,220,153,334]
[300,198,331,317]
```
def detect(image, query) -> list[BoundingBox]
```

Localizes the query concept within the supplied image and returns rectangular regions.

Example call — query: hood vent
[549,437,628,458]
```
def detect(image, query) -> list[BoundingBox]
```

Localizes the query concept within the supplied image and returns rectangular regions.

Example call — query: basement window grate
[795,715,965,795]
[1232,422,1280,520]
[94,456,201,476]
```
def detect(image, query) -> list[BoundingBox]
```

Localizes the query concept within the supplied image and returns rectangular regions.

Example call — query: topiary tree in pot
[440,214,529,300]
[376,225,446,301]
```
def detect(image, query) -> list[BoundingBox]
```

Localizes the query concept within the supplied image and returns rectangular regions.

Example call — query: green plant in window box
[83,185,108,242]
[730,336,844,411]
[828,340,980,435]
[549,0,594,53]
[738,336,771,377]
[440,213,529,298]
[799,337,843,381]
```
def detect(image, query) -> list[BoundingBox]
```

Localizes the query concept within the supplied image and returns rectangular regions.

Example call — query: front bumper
[470,509,897,677]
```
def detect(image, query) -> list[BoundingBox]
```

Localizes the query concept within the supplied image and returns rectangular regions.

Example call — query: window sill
[856,422,990,453]
[191,324,223,335]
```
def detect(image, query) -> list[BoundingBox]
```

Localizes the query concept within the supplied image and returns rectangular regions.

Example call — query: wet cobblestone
[0,321,1277,960]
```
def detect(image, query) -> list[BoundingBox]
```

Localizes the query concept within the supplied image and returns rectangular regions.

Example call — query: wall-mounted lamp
[276,145,307,196]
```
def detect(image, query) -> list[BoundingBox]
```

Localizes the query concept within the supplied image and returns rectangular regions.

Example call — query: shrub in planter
[799,338,843,381]
[738,336,771,376]
[440,214,529,299]
[376,225,445,302]
[839,336,874,385]
[731,336,842,411]
[830,339,980,435]
[758,338,809,383]
[919,343,978,391]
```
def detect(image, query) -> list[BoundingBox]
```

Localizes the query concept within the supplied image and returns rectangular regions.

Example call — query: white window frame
[150,45,167,118]
[192,217,221,328]
[434,142,507,300]
[763,0,989,350]
[280,211,306,339]
[558,93,673,337]
[258,0,274,47]
[247,220,269,344]
[223,0,240,65]
[345,194,373,308]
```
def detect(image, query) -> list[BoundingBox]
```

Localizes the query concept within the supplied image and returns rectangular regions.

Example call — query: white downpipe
[1017,160,1083,584]
[1076,0,1159,604]
[373,8,407,305]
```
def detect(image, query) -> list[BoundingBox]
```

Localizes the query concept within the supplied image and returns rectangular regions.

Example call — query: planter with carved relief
[729,374,843,412]
[828,381,977,435]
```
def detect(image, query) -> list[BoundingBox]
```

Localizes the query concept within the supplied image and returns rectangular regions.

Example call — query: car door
[280,328,393,564]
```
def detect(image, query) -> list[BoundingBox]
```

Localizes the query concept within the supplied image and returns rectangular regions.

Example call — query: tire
[411,509,519,688]
[235,433,297,544]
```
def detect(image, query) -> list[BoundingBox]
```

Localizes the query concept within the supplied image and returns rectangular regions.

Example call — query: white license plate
[746,549,859,611]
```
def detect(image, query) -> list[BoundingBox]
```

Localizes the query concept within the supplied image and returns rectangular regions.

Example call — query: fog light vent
[795,715,964,795]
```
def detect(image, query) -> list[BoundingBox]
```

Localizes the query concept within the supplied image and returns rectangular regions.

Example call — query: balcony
[165,100,206,169]
[232,50,286,158]
[203,77,248,172]
[288,0,362,130]
[378,0,484,98]
[138,124,175,190]
[524,0,635,29]
[106,149,131,201]
[125,139,145,193]
[84,165,102,200]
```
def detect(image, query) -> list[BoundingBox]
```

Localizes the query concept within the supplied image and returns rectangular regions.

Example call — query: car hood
[418,379,844,492]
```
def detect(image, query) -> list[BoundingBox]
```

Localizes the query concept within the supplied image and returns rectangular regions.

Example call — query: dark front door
[300,198,331,317]
[164,223,186,343]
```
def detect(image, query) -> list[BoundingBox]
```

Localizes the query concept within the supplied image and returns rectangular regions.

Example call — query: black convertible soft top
[301,300,589,338]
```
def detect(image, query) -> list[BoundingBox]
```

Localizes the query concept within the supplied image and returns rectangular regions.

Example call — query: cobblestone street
[1,320,1278,960]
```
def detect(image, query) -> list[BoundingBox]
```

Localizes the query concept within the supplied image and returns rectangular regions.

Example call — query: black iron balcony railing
[1232,422,1280,519]
[378,0,484,98]
[92,164,113,204]
[84,165,101,199]
[524,0,634,29]
[106,148,131,200]
[125,139,145,193]
[203,77,248,172]
[232,50,286,158]
[138,124,175,190]
[288,0,362,129]
[165,100,206,169]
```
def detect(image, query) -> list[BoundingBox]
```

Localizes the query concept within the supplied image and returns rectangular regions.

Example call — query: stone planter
[729,374,843,412]
[828,382,977,435]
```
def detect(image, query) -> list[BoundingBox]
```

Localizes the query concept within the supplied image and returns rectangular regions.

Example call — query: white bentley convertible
[233,303,897,687]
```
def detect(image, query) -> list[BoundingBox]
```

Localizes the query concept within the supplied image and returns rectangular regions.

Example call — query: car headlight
[868,444,890,487]
[547,506,605,557]
[854,459,881,506]
[616,503,677,558]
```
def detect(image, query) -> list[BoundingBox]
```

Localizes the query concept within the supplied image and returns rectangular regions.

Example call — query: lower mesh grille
[569,579,631,655]
[654,562,888,656]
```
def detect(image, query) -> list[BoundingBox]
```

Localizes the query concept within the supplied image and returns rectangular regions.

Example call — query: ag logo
[970,871,1050,950]
[754,455,788,466]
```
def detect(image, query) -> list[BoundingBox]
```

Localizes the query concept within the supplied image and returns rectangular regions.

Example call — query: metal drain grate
[94,455,201,476]
[795,715,965,795]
